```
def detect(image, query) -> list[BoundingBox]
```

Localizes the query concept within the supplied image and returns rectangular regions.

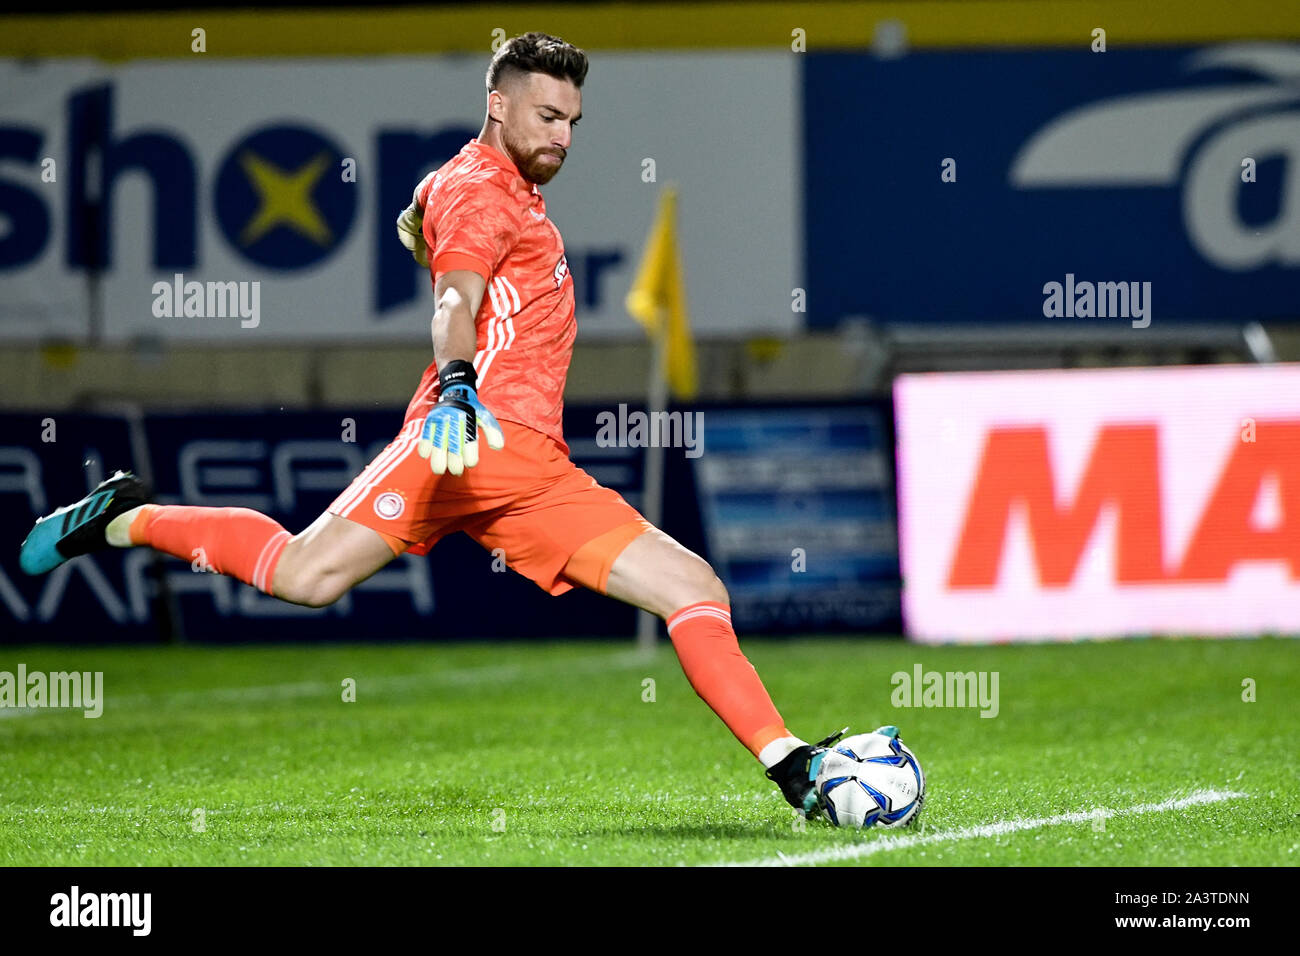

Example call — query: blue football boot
[19,470,151,575]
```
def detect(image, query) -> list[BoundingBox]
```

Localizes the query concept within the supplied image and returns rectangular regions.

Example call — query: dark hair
[486,32,588,92]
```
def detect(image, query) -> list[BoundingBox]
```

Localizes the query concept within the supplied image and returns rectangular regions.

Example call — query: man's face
[495,72,582,186]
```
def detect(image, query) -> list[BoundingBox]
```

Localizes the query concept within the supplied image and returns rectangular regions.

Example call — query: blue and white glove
[417,360,505,476]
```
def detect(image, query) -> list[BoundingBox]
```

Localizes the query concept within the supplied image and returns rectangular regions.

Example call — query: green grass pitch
[0,636,1295,866]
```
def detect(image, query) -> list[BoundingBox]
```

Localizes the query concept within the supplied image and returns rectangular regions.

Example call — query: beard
[502,128,565,185]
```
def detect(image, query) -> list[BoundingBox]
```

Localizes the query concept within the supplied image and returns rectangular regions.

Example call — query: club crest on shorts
[374,490,406,520]
[553,253,569,289]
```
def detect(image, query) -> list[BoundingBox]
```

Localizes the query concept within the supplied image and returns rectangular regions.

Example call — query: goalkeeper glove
[396,173,435,267]
[417,360,506,476]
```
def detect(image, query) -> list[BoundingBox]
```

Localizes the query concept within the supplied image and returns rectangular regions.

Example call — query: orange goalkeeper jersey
[406,138,577,451]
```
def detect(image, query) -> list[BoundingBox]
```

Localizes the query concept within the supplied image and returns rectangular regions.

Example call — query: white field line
[711,789,1252,867]
[0,649,653,719]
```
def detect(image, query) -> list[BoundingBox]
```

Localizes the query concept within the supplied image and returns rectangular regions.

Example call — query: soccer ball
[813,726,926,829]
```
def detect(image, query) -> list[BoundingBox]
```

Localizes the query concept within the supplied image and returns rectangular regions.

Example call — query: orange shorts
[328,417,651,595]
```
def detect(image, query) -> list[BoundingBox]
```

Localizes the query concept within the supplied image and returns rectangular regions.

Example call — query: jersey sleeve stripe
[495,276,519,349]
[500,275,522,313]
[477,277,511,386]
[495,277,518,349]
[485,280,502,350]
[477,349,500,383]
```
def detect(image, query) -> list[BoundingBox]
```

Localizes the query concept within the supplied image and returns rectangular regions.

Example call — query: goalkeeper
[20,31,839,819]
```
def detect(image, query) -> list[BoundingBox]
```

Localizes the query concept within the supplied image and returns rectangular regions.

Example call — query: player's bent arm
[431,269,486,363]
[418,268,505,476]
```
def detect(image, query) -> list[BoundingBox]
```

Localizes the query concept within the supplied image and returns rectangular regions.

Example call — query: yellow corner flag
[625,185,698,400]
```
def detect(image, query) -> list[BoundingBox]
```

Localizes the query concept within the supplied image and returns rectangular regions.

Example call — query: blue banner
[804,45,1300,326]
[0,405,722,643]
[691,403,901,633]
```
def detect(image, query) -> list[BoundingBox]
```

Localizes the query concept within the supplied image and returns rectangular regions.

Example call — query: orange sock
[130,504,291,594]
[666,601,791,759]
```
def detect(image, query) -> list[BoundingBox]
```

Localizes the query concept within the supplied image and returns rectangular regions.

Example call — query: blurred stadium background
[2,0,1299,648]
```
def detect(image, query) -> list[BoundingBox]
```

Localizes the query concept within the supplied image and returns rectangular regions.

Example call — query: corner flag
[625,185,698,399]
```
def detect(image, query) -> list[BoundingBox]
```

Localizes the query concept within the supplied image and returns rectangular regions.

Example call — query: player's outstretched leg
[20,469,399,608]
[599,527,837,817]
